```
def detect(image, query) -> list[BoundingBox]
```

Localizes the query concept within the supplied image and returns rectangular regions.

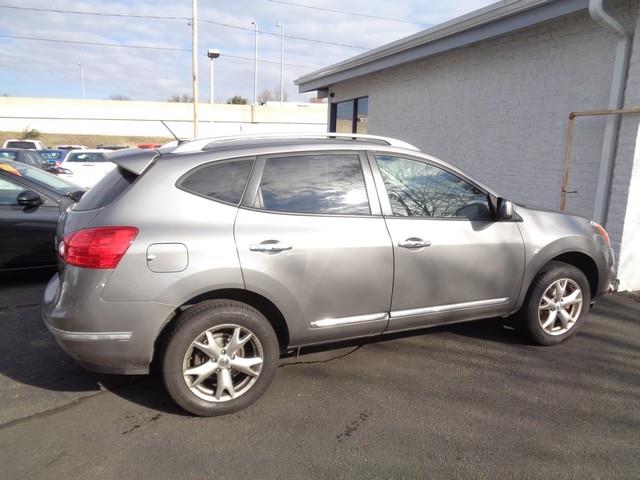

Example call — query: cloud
[0,0,494,101]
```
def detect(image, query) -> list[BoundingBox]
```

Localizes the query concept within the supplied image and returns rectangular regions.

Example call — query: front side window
[254,154,370,215]
[178,158,254,205]
[0,177,24,205]
[376,155,491,219]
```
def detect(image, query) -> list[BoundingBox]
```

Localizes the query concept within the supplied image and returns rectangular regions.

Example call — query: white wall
[0,97,327,138]
[329,1,640,290]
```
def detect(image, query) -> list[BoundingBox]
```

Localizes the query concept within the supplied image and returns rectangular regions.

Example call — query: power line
[0,35,317,69]
[0,4,367,50]
[265,0,432,27]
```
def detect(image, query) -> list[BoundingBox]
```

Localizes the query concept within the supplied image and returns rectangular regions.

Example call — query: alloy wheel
[182,324,264,402]
[537,278,583,336]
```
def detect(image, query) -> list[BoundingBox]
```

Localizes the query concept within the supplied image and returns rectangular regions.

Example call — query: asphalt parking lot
[0,272,638,479]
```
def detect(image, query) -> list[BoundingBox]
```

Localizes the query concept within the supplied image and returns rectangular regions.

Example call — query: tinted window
[66,152,108,162]
[0,151,17,161]
[376,155,491,219]
[0,161,80,194]
[21,151,43,167]
[254,154,370,215]
[4,141,36,149]
[179,159,254,205]
[74,167,137,211]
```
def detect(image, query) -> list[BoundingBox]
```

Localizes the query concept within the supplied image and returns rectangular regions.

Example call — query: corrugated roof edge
[295,0,587,92]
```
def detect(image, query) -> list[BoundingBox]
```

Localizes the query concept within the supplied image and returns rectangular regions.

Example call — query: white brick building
[296,0,640,291]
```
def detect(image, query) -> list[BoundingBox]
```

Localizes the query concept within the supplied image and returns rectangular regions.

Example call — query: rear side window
[74,167,137,211]
[253,153,370,215]
[178,159,254,205]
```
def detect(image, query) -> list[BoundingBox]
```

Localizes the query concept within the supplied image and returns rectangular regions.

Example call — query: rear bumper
[42,271,175,375]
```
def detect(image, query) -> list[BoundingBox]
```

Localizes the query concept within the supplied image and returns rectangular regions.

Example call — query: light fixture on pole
[251,21,258,104]
[276,22,284,102]
[77,63,85,99]
[191,0,199,137]
[207,49,220,124]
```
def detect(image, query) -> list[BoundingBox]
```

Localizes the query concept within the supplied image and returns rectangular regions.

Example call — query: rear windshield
[66,152,109,162]
[74,166,138,210]
[4,141,36,149]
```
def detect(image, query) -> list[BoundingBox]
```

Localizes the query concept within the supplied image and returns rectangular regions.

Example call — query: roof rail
[170,132,420,153]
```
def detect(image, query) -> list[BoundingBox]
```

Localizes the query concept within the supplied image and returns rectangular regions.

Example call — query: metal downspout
[589,0,632,225]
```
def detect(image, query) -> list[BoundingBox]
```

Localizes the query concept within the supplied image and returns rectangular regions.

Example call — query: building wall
[0,97,327,138]
[329,1,640,289]
[613,13,640,291]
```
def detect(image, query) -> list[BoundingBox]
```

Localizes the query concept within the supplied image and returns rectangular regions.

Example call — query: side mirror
[496,198,514,220]
[17,190,42,208]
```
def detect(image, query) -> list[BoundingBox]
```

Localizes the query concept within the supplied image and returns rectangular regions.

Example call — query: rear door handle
[249,241,293,253]
[398,237,431,249]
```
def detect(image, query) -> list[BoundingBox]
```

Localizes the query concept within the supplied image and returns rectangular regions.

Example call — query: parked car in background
[2,139,45,150]
[42,133,616,417]
[58,149,115,189]
[0,160,84,271]
[57,144,88,151]
[38,149,67,165]
[96,144,130,150]
[0,148,49,169]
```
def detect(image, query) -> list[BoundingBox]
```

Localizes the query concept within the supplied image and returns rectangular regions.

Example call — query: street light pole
[251,21,258,104]
[78,63,85,99]
[192,0,199,137]
[277,22,284,102]
[207,49,220,124]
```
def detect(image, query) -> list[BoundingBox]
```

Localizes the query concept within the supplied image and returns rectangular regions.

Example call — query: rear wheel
[162,300,279,416]
[518,261,591,345]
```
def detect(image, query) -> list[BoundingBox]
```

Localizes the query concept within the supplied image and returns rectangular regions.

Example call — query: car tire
[518,261,591,346]
[162,300,279,416]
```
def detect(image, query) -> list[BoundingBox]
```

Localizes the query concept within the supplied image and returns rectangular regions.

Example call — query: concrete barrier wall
[0,97,328,138]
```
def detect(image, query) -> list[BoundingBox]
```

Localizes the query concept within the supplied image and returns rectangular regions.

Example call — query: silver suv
[43,133,616,416]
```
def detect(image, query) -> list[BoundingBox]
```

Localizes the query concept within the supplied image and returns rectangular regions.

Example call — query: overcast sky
[0,0,495,102]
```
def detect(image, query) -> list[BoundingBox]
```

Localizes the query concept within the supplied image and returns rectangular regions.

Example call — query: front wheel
[518,261,591,345]
[162,300,279,416]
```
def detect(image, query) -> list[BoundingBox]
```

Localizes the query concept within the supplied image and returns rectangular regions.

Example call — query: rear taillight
[60,227,138,269]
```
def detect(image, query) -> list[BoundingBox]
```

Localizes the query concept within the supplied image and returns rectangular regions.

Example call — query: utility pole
[277,22,284,102]
[192,0,199,137]
[78,63,85,99]
[251,21,258,104]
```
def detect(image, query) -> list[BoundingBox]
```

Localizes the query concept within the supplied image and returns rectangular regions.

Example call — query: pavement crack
[280,345,362,367]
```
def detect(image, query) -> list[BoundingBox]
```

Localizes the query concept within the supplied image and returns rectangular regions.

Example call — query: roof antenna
[160,120,184,144]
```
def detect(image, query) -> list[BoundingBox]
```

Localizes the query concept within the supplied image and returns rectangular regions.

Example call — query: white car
[59,149,115,188]
[2,139,45,149]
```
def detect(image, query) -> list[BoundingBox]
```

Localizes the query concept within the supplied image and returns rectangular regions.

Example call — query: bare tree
[108,94,131,101]
[168,93,194,103]
[257,87,289,104]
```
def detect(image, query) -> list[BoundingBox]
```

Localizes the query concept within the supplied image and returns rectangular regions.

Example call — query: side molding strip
[390,297,509,319]
[310,312,389,329]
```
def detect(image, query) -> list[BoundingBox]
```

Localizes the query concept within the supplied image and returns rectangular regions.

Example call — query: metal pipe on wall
[560,107,640,210]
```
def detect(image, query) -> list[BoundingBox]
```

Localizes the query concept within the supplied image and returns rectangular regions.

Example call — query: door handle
[249,241,293,253]
[398,238,431,249]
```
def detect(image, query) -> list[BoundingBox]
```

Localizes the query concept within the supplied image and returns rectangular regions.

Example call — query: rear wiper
[65,190,85,202]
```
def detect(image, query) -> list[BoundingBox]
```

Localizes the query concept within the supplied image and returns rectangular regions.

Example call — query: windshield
[0,161,83,194]
[66,152,109,163]
[39,150,64,161]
